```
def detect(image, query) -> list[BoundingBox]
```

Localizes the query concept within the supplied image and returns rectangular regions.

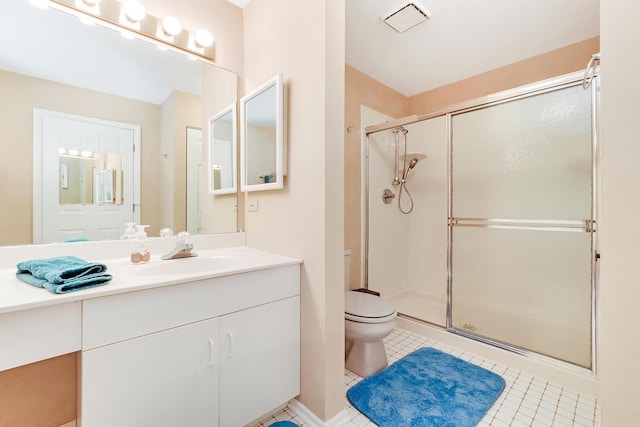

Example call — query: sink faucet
[161,231,198,260]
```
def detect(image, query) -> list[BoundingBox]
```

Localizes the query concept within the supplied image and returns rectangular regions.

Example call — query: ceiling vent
[383,2,431,33]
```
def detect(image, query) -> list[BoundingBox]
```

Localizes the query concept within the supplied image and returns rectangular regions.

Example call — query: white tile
[253,328,598,427]
[535,406,557,421]
[520,398,540,413]
[490,417,512,427]
[517,405,537,420]
[512,412,533,427]
[533,411,555,425]
[552,413,574,427]
[574,413,594,427]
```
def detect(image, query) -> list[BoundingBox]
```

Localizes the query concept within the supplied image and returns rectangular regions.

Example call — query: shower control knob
[382,189,396,204]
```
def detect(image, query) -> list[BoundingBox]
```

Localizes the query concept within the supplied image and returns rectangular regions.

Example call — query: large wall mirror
[0,1,239,246]
[240,74,285,192]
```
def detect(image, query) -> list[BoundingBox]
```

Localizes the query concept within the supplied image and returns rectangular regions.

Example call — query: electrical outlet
[248,200,259,212]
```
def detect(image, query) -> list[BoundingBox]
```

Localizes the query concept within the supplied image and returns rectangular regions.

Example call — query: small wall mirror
[240,74,285,192]
[209,104,237,195]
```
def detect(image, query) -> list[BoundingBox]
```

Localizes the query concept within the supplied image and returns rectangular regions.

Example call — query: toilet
[344,250,397,378]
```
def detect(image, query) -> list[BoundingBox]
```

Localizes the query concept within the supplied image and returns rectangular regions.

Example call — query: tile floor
[254,328,600,427]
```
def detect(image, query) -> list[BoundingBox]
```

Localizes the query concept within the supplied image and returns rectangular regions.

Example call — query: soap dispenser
[131,225,150,263]
[121,222,136,240]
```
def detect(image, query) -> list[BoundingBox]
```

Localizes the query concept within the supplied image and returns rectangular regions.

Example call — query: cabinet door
[81,318,220,427]
[219,296,300,426]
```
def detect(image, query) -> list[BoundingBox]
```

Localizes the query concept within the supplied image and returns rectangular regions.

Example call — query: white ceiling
[346,0,600,96]
[229,0,599,97]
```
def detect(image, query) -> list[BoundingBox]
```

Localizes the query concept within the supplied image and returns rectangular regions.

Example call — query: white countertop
[0,246,302,315]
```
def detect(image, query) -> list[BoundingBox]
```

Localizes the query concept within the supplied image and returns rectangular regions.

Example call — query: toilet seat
[345,291,397,324]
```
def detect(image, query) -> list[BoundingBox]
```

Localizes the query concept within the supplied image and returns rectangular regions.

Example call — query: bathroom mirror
[59,151,124,205]
[240,74,285,192]
[0,1,239,246]
[209,104,237,195]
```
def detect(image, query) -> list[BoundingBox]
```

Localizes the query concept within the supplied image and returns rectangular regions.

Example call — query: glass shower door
[449,83,595,369]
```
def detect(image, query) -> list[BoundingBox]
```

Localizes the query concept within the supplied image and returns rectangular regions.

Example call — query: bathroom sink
[131,255,243,276]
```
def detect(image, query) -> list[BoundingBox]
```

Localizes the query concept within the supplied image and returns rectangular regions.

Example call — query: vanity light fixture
[76,0,100,14]
[122,0,146,25]
[161,16,182,38]
[40,0,215,61]
[194,29,214,49]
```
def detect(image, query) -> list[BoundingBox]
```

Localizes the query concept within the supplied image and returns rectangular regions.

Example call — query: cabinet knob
[208,338,215,367]
[226,331,234,358]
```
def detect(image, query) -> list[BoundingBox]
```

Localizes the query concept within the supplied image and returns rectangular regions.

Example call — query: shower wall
[364,106,448,325]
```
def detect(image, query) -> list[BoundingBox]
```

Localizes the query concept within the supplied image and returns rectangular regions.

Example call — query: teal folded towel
[16,256,112,294]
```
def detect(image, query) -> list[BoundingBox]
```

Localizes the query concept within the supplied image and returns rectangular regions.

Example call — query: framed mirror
[209,104,237,195]
[240,73,285,192]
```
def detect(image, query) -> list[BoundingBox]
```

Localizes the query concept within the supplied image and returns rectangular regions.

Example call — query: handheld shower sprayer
[401,157,419,181]
[389,126,427,214]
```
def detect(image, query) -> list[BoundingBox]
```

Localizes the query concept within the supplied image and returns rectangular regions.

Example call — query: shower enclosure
[364,71,598,370]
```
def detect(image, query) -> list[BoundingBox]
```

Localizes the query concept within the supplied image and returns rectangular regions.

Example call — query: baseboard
[59,421,76,427]
[287,399,350,427]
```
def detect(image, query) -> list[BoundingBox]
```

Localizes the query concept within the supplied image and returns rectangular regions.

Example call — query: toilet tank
[344,250,352,291]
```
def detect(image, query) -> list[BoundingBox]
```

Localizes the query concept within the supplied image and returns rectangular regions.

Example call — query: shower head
[401,157,421,181]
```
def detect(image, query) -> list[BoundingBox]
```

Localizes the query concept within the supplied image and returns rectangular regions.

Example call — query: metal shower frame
[363,69,600,374]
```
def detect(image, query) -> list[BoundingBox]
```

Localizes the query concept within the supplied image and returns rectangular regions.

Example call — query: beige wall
[408,37,600,115]
[599,0,640,424]
[0,69,162,246]
[201,63,240,235]
[345,65,410,290]
[243,0,345,421]
[159,91,202,234]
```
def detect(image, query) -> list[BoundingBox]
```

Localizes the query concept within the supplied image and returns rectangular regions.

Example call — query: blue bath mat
[268,422,298,427]
[347,347,506,427]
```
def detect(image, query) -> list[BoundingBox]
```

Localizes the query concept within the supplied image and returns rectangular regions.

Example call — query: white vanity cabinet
[80,264,300,427]
[82,317,221,426]
[220,296,300,426]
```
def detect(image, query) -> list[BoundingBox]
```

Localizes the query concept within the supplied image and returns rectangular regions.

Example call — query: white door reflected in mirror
[240,74,285,192]
[209,104,237,195]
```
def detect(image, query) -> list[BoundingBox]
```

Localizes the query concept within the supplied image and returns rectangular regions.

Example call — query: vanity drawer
[82,265,300,349]
[0,302,81,371]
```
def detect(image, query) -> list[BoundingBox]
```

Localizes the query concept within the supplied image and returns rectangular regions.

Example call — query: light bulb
[68,149,80,156]
[195,29,213,48]
[123,0,146,23]
[58,148,66,155]
[81,0,100,6]
[162,16,182,37]
[81,151,93,158]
